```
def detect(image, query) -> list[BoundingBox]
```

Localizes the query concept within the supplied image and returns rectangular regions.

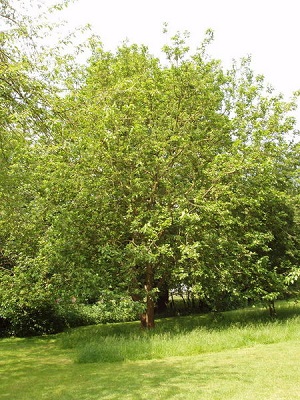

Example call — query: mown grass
[1,299,300,399]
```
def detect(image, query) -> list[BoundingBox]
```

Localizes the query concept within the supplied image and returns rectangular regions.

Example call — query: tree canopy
[0,3,299,334]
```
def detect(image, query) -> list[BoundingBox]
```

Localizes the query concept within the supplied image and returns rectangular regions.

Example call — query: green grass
[1,300,300,399]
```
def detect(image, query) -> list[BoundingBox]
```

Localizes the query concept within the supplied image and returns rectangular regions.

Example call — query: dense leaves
[0,4,299,334]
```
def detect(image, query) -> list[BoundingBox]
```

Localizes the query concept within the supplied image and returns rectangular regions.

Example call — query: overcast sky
[60,1,299,92]
[57,0,300,128]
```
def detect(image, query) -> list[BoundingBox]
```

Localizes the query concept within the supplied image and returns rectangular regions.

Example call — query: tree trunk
[268,300,276,318]
[141,264,155,329]
[155,280,169,313]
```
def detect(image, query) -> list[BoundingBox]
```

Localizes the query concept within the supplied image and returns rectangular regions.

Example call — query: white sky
[52,0,300,130]
[61,1,299,94]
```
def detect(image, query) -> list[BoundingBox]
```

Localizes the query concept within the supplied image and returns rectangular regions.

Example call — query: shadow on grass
[1,301,300,399]
[54,298,300,367]
[2,339,300,400]
[0,332,239,399]
[155,299,300,334]
[60,298,300,344]
[0,351,242,400]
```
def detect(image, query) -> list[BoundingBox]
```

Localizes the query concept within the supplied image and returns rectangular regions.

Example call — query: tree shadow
[153,299,300,336]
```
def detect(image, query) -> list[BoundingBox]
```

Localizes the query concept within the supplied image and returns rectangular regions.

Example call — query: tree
[0,15,299,332]
[0,0,91,335]
[222,58,300,313]
[23,33,232,327]
[38,34,299,326]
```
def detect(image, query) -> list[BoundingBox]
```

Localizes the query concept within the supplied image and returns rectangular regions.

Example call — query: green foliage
[0,265,64,336]
[86,291,144,323]
[0,1,299,333]
[0,259,142,336]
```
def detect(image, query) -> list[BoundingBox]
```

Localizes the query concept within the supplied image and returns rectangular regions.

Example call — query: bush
[0,286,143,337]
[88,291,144,323]
[0,315,11,337]
[0,300,67,337]
[66,293,144,327]
[0,263,143,337]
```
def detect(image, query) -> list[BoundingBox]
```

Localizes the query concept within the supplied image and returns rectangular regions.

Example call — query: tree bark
[155,278,169,313]
[142,264,155,329]
[268,300,276,318]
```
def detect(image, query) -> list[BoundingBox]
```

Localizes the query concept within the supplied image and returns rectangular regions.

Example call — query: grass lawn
[1,301,300,400]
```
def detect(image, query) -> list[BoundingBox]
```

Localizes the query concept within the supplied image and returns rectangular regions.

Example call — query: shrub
[0,284,143,337]
[0,267,70,336]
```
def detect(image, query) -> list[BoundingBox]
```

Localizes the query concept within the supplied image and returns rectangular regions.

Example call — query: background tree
[0,0,91,335]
